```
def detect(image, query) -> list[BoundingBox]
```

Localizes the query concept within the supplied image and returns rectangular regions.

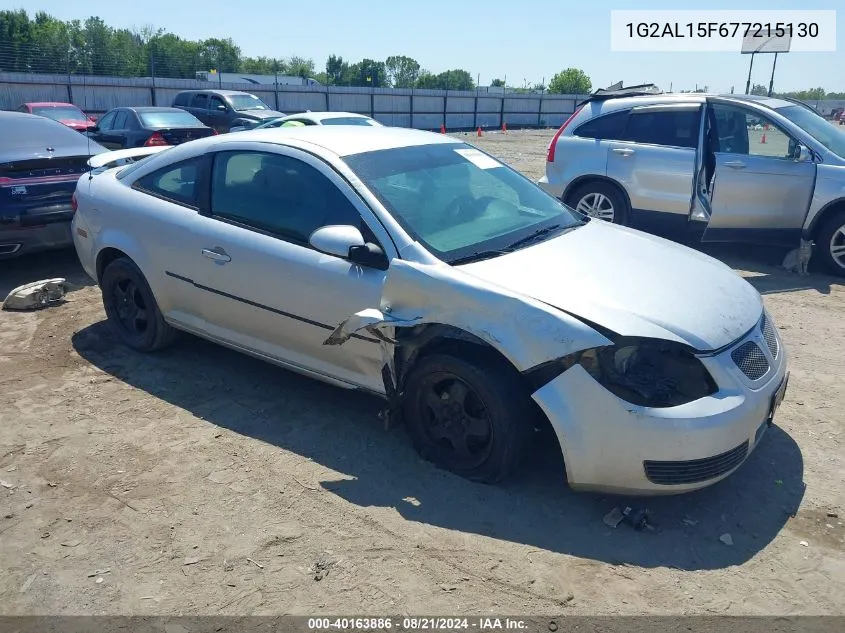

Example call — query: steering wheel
[443,194,496,223]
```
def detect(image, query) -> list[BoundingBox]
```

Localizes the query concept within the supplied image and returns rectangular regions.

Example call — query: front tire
[100,257,177,352]
[816,209,845,277]
[566,181,628,225]
[401,352,536,484]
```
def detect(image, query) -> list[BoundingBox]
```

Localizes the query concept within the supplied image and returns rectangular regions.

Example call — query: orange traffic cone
[760,133,767,144]
[440,123,446,134]
[477,126,482,137]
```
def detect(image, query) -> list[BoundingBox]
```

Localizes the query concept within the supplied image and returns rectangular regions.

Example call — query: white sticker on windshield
[454,148,502,170]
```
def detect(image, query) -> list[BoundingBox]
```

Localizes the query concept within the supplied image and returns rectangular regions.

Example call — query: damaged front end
[525,337,718,408]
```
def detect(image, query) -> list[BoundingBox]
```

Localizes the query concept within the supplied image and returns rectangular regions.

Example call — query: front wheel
[816,209,845,277]
[401,352,537,484]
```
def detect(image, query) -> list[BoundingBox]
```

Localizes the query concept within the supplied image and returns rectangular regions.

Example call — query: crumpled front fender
[325,259,613,375]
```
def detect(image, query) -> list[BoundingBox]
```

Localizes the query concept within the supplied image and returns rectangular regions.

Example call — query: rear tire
[401,352,536,484]
[100,257,178,352]
[566,181,628,225]
[815,209,845,277]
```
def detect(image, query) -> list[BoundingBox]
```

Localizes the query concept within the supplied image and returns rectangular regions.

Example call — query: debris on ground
[183,557,200,566]
[603,507,624,528]
[246,557,264,569]
[87,569,110,577]
[0,480,15,489]
[800,540,809,547]
[828,512,839,518]
[2,278,67,311]
[719,533,734,546]
[682,517,698,527]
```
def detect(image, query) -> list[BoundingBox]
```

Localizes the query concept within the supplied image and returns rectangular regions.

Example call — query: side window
[624,108,700,148]
[209,96,226,111]
[210,151,363,245]
[97,111,116,131]
[192,94,209,109]
[174,93,189,106]
[113,111,128,130]
[135,157,205,208]
[573,111,628,140]
[710,104,793,159]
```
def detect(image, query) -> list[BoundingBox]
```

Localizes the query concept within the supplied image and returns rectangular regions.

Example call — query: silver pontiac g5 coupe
[72,126,789,495]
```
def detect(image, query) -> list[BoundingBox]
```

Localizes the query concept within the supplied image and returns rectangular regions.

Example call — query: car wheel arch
[807,197,845,239]
[563,176,632,213]
[96,246,132,284]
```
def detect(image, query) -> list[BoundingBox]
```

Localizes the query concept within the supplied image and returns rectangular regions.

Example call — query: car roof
[127,107,191,113]
[589,92,796,113]
[223,125,459,156]
[176,89,256,96]
[286,111,371,122]
[24,102,79,107]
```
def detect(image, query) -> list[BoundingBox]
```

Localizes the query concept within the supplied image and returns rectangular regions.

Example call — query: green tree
[750,83,768,96]
[348,58,386,87]
[325,54,348,85]
[490,78,505,87]
[437,69,474,90]
[548,68,591,94]
[198,37,240,73]
[285,55,315,78]
[384,55,420,88]
[415,70,438,89]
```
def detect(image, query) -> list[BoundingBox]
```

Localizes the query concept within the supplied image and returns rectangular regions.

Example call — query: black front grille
[761,314,779,359]
[644,441,749,485]
[731,341,770,380]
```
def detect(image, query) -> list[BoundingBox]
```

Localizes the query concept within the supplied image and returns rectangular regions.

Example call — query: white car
[229,111,383,133]
[72,126,789,495]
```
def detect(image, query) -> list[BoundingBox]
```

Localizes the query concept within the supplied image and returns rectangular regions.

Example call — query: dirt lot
[1,130,843,616]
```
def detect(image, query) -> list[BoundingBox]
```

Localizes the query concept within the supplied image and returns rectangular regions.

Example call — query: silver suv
[539,88,845,276]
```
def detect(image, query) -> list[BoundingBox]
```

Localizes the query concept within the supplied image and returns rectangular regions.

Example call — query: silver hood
[457,220,763,351]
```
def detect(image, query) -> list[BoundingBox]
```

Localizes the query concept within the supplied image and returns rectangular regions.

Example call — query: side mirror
[795,144,814,162]
[309,225,388,270]
[87,125,99,133]
[216,104,227,112]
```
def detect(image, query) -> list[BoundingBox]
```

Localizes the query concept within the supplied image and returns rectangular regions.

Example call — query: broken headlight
[526,337,718,408]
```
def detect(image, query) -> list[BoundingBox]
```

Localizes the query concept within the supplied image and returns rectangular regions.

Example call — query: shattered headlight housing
[527,337,718,408]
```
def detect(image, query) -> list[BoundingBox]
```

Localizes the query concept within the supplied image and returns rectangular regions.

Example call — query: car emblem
[11,186,27,196]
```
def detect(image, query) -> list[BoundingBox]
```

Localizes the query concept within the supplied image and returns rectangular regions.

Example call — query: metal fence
[0,71,587,130]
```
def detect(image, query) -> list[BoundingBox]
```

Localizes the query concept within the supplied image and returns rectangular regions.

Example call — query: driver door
[207,95,230,133]
[174,147,393,393]
[702,102,816,246]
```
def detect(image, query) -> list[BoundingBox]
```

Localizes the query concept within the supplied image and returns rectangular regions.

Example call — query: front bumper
[532,317,789,495]
[0,221,74,259]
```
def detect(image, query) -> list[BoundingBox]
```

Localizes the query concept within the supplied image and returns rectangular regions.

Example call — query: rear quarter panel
[805,162,845,231]
[554,137,610,200]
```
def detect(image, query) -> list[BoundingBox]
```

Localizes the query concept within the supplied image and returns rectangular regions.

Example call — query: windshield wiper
[503,224,570,251]
[449,250,508,265]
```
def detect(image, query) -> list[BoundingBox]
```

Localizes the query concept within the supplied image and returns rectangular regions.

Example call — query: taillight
[144,132,168,147]
[547,105,584,163]
[71,192,78,212]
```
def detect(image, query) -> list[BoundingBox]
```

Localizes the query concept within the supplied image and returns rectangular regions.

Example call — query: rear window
[574,111,628,140]
[31,105,87,122]
[1,115,92,150]
[139,111,204,129]
[321,117,379,126]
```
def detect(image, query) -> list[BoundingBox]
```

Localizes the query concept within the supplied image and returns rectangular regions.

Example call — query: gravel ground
[0,130,843,616]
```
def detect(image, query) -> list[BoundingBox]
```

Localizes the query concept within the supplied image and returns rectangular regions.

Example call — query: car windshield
[139,111,204,128]
[32,106,87,122]
[322,117,378,126]
[775,104,845,159]
[344,142,585,263]
[228,95,270,111]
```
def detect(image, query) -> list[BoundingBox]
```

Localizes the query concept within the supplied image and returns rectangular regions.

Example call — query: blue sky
[14,0,843,92]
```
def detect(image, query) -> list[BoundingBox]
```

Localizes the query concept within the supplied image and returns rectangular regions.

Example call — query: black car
[1,111,106,259]
[86,107,216,149]
[172,90,285,133]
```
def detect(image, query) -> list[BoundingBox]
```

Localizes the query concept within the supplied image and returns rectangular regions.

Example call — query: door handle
[202,247,231,263]
[612,148,635,156]
[724,160,746,169]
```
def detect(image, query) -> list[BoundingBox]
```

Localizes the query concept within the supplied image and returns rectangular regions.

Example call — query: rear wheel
[816,209,845,277]
[567,181,628,225]
[100,257,177,351]
[401,352,536,484]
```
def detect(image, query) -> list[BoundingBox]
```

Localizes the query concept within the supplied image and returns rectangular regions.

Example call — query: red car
[16,102,97,133]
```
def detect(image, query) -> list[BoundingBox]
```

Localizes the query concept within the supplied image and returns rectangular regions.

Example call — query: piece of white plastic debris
[719,533,733,546]
[800,540,809,547]
[603,507,624,528]
[2,278,66,311]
